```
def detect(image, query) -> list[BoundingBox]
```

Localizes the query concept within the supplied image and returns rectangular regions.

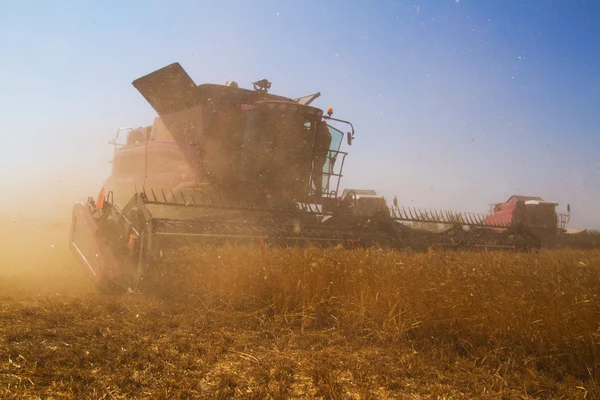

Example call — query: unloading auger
[69,62,598,292]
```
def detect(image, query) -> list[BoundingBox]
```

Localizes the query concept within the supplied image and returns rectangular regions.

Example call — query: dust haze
[0,171,99,295]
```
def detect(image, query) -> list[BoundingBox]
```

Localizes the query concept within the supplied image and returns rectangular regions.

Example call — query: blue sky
[1,0,599,227]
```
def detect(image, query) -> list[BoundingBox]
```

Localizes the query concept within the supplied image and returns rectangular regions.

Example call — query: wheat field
[1,218,599,399]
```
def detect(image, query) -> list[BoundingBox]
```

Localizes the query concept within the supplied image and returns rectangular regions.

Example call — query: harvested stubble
[1,245,599,399]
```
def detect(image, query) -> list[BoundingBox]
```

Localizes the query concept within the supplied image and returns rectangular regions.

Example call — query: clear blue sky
[1,0,599,227]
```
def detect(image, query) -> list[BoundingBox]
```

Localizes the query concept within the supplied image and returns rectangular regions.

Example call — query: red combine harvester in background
[484,195,597,249]
[487,195,568,229]
[69,62,599,292]
[483,195,564,248]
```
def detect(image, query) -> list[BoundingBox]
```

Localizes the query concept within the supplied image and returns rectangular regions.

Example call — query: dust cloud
[0,172,99,296]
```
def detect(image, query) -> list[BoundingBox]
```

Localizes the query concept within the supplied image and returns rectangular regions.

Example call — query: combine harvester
[69,62,598,292]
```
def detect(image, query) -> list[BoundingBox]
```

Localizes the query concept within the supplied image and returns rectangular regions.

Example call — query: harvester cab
[127,62,351,206]
[98,63,353,210]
